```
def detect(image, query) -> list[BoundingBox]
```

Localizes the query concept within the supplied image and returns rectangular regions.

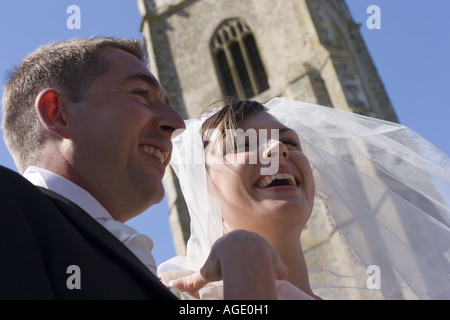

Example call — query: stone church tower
[137,0,399,298]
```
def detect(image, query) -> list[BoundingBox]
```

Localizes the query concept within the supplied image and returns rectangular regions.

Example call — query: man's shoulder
[0,164,26,181]
[0,165,80,211]
[0,165,45,200]
[0,165,68,223]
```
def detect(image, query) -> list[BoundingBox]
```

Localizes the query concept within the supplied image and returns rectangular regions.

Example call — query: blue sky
[0,1,449,265]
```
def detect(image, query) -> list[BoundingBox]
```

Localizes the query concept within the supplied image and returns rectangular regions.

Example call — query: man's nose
[159,104,186,136]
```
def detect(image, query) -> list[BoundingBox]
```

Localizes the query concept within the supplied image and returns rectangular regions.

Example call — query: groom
[0,37,285,299]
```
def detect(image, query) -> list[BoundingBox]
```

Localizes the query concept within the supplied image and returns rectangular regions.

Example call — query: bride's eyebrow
[278,127,296,136]
[278,127,301,145]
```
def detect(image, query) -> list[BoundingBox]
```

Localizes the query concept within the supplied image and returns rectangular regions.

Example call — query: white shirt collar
[23,166,113,221]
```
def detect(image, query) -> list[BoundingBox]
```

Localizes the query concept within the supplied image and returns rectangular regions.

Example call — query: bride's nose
[262,140,289,160]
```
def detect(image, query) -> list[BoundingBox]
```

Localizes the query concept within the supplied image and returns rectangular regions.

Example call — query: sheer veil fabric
[159,97,450,300]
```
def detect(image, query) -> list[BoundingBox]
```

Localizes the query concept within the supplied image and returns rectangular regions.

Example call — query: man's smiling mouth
[141,145,166,164]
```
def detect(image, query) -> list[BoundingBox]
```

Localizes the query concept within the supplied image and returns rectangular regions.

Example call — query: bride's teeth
[257,173,297,188]
[275,173,289,180]
[288,176,296,186]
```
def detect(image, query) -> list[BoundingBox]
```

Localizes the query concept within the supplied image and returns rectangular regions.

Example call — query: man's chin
[143,182,165,206]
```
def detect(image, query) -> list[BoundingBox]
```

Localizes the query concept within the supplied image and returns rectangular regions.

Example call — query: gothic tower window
[211,18,269,99]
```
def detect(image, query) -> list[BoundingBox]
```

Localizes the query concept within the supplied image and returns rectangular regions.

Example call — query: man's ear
[35,89,72,139]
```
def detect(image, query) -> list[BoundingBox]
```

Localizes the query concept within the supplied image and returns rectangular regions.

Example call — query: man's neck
[23,166,114,221]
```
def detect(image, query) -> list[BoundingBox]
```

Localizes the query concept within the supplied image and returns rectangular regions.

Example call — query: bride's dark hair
[201,98,267,150]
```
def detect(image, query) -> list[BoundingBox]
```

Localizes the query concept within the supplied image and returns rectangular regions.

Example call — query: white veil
[159,97,450,300]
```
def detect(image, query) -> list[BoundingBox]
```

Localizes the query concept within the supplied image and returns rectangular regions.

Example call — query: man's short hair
[2,37,148,173]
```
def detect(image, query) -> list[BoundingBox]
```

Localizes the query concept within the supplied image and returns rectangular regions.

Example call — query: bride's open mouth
[255,172,300,189]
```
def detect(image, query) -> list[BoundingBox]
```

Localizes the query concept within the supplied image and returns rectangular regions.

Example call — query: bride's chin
[278,204,312,225]
[265,198,312,213]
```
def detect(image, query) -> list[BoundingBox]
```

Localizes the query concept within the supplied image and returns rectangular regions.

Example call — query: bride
[158,97,450,300]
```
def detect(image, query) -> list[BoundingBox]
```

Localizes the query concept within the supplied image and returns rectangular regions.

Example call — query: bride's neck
[268,234,316,298]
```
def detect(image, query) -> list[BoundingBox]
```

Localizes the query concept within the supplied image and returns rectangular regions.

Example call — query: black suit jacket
[0,165,177,299]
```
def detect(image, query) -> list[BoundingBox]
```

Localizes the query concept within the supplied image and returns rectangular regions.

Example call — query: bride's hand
[169,230,288,299]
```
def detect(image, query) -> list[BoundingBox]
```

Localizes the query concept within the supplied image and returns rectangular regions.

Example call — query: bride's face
[207,111,315,235]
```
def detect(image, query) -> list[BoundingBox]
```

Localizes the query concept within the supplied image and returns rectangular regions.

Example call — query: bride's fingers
[274,256,289,281]
[169,271,209,292]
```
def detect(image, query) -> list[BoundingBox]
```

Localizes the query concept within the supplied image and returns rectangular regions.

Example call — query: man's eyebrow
[120,72,160,89]
[121,72,170,105]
